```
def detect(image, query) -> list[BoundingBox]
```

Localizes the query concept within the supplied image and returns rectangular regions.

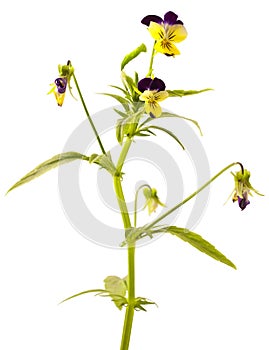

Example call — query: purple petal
[150,78,166,91]
[138,78,153,92]
[163,11,178,25]
[55,77,67,93]
[238,196,250,210]
[175,19,184,25]
[141,15,163,26]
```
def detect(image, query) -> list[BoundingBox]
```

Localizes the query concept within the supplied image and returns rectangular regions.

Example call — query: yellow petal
[148,22,165,40]
[167,24,188,43]
[54,91,65,106]
[139,90,154,102]
[154,90,169,102]
[154,40,180,55]
[145,101,162,118]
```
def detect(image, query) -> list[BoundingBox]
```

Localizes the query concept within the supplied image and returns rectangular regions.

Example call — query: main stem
[113,137,136,350]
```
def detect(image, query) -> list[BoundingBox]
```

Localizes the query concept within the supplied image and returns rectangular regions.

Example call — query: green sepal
[89,152,121,177]
[7,152,88,193]
[133,297,157,312]
[167,88,213,97]
[121,43,147,71]
[164,226,236,269]
[104,276,128,310]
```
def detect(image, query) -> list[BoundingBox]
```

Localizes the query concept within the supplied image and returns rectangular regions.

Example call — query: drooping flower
[48,61,75,106]
[231,168,263,211]
[138,77,169,117]
[143,187,165,215]
[141,11,187,56]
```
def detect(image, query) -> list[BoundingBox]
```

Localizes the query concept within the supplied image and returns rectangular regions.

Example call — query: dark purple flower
[55,77,67,93]
[138,77,166,93]
[141,11,183,27]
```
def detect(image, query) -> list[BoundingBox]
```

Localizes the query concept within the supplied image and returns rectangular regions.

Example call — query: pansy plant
[7,10,263,350]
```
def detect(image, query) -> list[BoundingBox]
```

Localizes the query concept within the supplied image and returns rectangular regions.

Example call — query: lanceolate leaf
[139,112,203,136]
[99,93,130,111]
[121,43,147,70]
[145,125,185,150]
[59,289,107,304]
[167,88,212,97]
[7,152,88,193]
[164,226,236,269]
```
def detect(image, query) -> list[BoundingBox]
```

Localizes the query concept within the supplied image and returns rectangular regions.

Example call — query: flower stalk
[144,162,243,231]
[72,69,106,155]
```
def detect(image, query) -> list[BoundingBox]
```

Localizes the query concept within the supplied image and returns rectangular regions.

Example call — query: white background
[1,0,269,349]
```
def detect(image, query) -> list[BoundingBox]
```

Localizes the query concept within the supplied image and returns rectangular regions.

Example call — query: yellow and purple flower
[53,77,67,106]
[231,168,263,211]
[48,61,75,107]
[141,11,187,56]
[138,77,169,118]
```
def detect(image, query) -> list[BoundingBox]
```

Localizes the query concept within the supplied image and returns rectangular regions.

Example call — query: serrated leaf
[99,93,130,111]
[146,125,185,150]
[167,88,213,97]
[104,276,128,310]
[164,226,236,269]
[7,152,88,193]
[121,43,147,70]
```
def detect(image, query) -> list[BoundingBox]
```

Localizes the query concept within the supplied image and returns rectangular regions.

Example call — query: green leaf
[139,112,203,136]
[99,93,130,111]
[164,226,236,269]
[114,108,129,119]
[7,152,88,193]
[116,118,125,145]
[104,276,128,310]
[89,152,121,177]
[59,289,107,304]
[121,43,147,70]
[167,88,213,97]
[144,125,185,150]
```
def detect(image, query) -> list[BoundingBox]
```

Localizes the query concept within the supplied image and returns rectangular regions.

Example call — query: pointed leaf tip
[7,152,88,194]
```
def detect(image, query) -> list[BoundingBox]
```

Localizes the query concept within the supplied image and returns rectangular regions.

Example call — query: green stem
[146,41,156,77]
[134,184,152,227]
[72,72,106,155]
[144,162,242,231]
[113,137,136,350]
